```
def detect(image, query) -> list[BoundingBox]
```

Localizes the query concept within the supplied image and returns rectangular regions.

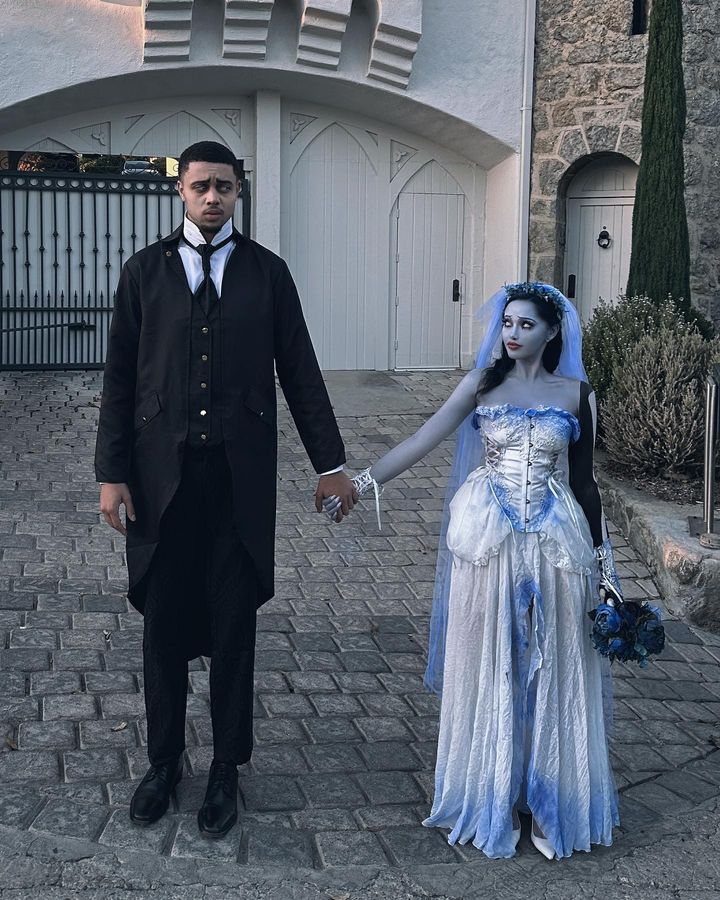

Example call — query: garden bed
[601,458,711,509]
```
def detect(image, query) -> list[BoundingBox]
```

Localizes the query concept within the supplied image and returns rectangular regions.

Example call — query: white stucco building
[0,0,535,370]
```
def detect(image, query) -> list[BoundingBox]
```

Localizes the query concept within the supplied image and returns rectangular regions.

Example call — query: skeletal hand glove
[595,537,623,606]
[323,468,383,529]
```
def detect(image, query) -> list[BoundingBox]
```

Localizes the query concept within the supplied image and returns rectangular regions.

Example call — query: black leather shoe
[197,760,238,838]
[129,756,183,826]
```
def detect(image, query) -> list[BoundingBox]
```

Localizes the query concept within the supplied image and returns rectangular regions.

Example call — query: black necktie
[188,235,234,316]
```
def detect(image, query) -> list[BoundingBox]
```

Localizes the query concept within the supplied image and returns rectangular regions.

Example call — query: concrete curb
[597,465,720,632]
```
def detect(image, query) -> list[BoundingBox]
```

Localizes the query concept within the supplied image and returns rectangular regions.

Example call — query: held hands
[100,483,136,536]
[322,468,383,527]
[315,472,358,523]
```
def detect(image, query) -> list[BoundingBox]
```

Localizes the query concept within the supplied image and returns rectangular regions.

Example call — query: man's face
[176,161,240,234]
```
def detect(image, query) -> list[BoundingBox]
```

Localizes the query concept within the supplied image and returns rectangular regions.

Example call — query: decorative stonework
[223,0,275,60]
[124,115,144,133]
[531,1,720,321]
[143,0,194,63]
[296,0,352,70]
[390,140,417,179]
[71,122,110,150]
[212,109,242,136]
[289,114,317,142]
[367,0,422,90]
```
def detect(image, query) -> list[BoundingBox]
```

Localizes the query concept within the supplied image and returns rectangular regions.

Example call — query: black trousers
[142,443,258,767]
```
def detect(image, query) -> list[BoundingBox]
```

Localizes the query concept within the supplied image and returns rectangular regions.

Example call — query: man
[95,141,356,838]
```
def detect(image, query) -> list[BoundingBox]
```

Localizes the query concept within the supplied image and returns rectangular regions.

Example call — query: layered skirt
[423,470,619,858]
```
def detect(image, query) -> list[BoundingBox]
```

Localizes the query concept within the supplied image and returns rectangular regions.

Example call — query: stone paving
[1,369,720,898]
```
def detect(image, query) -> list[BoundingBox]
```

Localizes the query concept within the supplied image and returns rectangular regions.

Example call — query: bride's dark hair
[476,292,563,396]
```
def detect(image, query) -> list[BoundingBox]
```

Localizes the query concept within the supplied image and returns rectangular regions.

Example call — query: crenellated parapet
[143,0,194,63]
[138,0,423,90]
[367,0,422,89]
[223,0,276,60]
[296,0,352,70]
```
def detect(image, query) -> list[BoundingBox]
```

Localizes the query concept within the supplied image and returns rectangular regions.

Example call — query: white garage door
[284,122,379,370]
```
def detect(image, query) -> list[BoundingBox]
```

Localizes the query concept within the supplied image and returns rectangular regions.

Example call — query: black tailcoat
[94,225,345,613]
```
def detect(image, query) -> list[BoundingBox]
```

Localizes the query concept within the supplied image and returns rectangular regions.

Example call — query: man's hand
[100,483,136,536]
[315,472,358,523]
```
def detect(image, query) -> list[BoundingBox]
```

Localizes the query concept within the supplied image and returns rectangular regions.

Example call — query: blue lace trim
[472,403,581,443]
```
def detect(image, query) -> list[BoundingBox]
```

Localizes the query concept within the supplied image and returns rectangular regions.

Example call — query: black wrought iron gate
[0,171,250,370]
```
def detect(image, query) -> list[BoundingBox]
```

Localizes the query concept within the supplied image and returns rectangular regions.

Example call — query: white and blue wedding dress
[422,403,619,859]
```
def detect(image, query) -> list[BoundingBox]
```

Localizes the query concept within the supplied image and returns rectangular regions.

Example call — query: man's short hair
[178,142,242,180]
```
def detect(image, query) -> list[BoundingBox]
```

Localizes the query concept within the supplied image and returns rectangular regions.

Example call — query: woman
[325,282,621,860]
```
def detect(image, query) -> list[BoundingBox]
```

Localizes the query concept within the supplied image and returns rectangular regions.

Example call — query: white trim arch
[0,97,255,160]
[280,102,483,370]
[285,119,379,176]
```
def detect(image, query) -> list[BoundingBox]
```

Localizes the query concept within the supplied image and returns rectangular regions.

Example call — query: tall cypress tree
[626,0,691,310]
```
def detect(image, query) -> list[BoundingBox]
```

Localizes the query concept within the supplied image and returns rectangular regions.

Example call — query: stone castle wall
[530,0,720,320]
[682,0,720,320]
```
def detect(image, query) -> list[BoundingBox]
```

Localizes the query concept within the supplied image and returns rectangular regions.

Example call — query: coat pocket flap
[135,392,161,429]
[244,387,275,425]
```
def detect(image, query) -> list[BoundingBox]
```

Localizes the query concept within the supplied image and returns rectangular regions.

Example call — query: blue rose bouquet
[587,599,665,667]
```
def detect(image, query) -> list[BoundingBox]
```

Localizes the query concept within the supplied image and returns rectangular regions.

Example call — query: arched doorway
[563,157,638,322]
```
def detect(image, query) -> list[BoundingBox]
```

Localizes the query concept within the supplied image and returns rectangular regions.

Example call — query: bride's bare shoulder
[550,374,583,388]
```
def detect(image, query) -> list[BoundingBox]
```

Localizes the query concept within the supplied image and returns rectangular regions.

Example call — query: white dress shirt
[178,215,235,295]
[99,214,342,481]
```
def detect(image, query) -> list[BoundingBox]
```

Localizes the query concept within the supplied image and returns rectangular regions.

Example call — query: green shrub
[600,326,719,476]
[582,294,696,408]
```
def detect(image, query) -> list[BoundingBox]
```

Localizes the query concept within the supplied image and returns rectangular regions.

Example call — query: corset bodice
[472,404,581,532]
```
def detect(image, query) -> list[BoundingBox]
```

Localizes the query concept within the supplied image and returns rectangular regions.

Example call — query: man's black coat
[94,224,345,614]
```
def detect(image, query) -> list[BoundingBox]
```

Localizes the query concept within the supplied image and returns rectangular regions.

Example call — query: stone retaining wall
[597,466,720,632]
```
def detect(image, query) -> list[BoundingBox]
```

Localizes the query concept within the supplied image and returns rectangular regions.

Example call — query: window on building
[631,0,647,35]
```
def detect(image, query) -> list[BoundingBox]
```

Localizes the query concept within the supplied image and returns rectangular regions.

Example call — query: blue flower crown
[504,282,566,320]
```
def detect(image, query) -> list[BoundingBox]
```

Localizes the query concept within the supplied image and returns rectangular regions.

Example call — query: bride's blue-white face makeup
[501,299,558,362]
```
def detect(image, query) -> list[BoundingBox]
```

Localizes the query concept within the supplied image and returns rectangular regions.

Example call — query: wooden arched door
[563,158,638,322]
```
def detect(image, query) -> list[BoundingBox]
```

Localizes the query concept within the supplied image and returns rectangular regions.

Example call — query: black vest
[186,272,225,448]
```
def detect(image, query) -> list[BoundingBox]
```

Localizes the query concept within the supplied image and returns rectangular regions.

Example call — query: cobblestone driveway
[1,370,720,898]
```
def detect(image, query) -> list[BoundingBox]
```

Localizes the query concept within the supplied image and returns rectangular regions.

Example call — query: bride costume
[333,283,620,859]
